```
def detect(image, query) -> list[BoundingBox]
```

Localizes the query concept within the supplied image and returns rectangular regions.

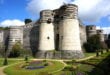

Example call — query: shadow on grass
[86,54,110,75]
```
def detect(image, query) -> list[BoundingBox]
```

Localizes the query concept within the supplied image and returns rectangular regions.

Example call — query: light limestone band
[38,23,55,51]
[59,19,81,51]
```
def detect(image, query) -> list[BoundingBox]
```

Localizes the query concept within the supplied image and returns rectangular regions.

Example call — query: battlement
[97,29,103,34]
[40,10,54,23]
[59,4,78,19]
[86,25,97,37]
[39,4,78,23]
[86,25,96,31]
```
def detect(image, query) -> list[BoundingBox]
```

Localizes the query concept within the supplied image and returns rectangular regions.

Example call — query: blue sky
[0,0,110,34]
[0,0,35,22]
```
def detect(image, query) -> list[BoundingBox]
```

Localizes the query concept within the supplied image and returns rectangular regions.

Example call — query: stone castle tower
[38,10,55,57]
[37,4,84,59]
[86,25,105,42]
[86,25,97,37]
[8,26,23,50]
[97,30,105,42]
[0,4,107,59]
[58,4,83,58]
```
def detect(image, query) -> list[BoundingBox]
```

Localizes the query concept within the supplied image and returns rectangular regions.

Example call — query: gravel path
[0,66,6,75]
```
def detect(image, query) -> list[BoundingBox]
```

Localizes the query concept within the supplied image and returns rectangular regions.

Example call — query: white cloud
[108,16,110,21]
[27,0,71,15]
[96,26,101,30]
[102,27,110,34]
[71,0,110,22]
[0,19,25,27]
[27,0,110,23]
[96,26,110,34]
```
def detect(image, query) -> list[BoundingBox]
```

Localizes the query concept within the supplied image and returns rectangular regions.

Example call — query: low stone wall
[36,51,54,59]
[60,50,84,59]
[36,50,84,59]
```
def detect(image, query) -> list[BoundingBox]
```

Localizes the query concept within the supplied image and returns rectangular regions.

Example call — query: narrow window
[47,19,51,24]
[47,36,50,39]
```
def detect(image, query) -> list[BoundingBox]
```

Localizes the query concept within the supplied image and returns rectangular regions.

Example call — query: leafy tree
[20,49,32,57]
[9,42,22,57]
[84,34,101,52]
[3,57,8,65]
[24,19,32,24]
[105,34,110,49]
[24,55,28,63]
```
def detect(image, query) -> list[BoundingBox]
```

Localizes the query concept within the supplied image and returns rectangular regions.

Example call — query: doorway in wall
[55,34,59,51]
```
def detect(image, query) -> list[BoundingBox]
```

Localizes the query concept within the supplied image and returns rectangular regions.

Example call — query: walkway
[0,66,6,75]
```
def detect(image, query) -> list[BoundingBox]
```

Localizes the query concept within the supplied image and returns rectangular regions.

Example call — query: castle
[0,4,105,59]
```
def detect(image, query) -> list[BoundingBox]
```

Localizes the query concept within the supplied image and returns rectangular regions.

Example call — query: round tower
[59,4,84,59]
[38,10,55,58]
[8,26,23,50]
[0,30,4,49]
[86,25,97,37]
[97,29,104,42]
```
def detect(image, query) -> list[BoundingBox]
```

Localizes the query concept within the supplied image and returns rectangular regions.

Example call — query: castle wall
[79,25,87,46]
[39,23,55,50]
[0,30,4,49]
[97,30,105,42]
[59,19,81,50]
[86,25,97,37]
[0,30,4,44]
[58,4,84,59]
[23,22,39,56]
[8,26,23,50]
[38,10,55,51]
[4,4,90,59]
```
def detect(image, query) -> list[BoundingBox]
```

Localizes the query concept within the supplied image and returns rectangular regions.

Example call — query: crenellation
[40,10,54,23]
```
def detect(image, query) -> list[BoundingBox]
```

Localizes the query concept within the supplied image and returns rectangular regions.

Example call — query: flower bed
[25,66,45,70]
[24,60,48,70]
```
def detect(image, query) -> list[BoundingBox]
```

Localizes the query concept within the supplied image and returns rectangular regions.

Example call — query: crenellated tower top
[40,10,54,23]
[59,4,78,19]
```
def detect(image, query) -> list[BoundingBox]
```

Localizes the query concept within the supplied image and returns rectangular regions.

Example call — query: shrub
[9,42,22,57]
[44,63,48,66]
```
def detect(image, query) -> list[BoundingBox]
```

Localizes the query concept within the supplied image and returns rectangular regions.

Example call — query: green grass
[84,52,110,65]
[4,60,64,75]
[84,52,95,57]
[0,58,24,67]
[55,52,110,75]
[2,52,110,75]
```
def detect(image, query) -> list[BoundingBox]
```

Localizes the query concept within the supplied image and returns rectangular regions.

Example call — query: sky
[0,0,110,34]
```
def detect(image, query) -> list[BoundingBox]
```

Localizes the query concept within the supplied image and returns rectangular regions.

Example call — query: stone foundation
[60,50,84,59]
[36,51,54,59]
[36,50,84,59]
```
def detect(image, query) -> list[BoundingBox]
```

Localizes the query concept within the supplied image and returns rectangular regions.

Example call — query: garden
[2,51,110,75]
[4,60,65,75]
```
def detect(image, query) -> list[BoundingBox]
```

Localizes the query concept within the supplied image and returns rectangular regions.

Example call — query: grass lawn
[4,60,65,75]
[55,52,110,75]
[0,58,24,67]
[84,52,95,57]
[2,51,110,75]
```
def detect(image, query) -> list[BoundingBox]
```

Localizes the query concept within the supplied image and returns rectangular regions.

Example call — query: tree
[84,34,101,52]
[24,19,32,24]
[105,34,110,49]
[9,42,22,57]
